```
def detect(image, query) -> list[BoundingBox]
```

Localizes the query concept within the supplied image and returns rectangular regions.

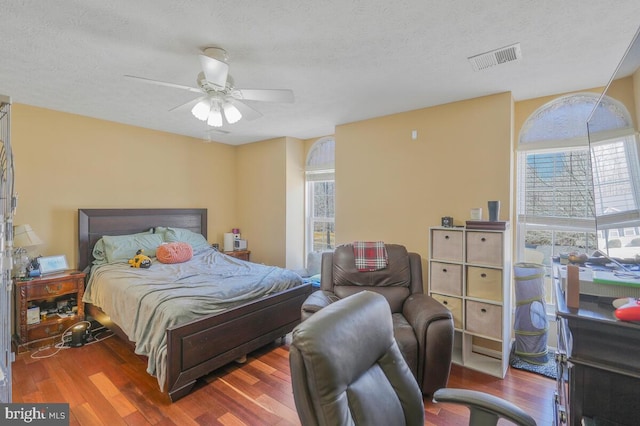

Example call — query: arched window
[306,137,335,255]
[517,93,638,305]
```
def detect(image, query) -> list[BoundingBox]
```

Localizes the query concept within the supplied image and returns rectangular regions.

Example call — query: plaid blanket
[353,241,388,272]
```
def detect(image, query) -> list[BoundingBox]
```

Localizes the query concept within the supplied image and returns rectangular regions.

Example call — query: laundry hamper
[513,262,548,364]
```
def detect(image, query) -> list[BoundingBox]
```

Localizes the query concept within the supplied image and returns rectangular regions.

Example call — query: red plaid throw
[353,241,388,272]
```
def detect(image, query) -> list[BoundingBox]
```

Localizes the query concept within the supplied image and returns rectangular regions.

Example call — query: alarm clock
[441,216,454,227]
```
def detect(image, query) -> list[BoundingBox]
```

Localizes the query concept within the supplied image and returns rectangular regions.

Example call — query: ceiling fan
[125,47,294,127]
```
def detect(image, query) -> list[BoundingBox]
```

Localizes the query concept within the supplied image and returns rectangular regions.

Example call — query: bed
[78,208,311,402]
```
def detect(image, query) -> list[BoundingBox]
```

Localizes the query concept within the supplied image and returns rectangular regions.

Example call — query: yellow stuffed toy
[129,249,152,268]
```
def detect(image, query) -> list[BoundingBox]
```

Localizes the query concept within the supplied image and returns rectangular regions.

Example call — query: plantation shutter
[517,147,595,232]
[590,133,640,230]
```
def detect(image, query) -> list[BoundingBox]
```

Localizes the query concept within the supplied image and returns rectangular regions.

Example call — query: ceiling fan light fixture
[127,46,294,131]
[191,99,211,121]
[223,102,242,124]
[207,103,223,127]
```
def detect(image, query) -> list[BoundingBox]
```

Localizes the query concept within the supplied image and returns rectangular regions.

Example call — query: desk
[555,280,640,425]
[555,263,640,299]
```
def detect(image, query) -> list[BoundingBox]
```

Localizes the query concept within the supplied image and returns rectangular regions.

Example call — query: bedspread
[82,248,303,391]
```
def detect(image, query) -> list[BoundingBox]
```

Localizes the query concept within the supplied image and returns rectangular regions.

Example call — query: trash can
[513,262,548,364]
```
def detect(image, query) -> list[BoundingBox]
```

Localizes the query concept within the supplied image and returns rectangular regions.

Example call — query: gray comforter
[82,248,303,391]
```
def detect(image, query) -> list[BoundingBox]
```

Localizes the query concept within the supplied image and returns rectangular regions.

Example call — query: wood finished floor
[12,334,556,425]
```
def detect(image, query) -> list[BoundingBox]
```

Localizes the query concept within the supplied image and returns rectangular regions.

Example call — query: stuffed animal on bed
[129,249,152,268]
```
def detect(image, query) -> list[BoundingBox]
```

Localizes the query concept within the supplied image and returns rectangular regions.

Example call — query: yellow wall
[608,76,638,129]
[12,104,237,269]
[335,92,514,262]
[236,137,305,268]
[236,138,285,266]
[19,83,634,274]
[285,137,305,269]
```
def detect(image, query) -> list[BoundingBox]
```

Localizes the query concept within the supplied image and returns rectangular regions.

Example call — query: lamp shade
[13,224,44,248]
[191,99,211,121]
[191,97,243,127]
[223,102,242,124]
[207,103,223,127]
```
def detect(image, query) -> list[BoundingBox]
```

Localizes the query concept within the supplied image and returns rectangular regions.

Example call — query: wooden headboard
[78,208,207,272]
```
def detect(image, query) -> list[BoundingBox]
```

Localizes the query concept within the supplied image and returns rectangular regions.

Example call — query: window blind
[591,135,640,226]
[518,148,594,226]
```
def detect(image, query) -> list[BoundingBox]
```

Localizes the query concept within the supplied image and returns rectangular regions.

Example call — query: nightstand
[224,250,251,261]
[14,271,86,351]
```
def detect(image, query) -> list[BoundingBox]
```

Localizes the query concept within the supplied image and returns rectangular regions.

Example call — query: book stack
[465,220,509,230]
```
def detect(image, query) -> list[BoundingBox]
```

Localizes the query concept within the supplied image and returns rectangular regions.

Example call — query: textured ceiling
[1,1,639,145]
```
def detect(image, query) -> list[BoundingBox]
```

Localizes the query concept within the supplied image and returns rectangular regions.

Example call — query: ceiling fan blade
[203,128,230,144]
[235,88,294,103]
[207,128,230,135]
[228,99,263,121]
[168,96,205,112]
[125,75,202,94]
[199,55,229,89]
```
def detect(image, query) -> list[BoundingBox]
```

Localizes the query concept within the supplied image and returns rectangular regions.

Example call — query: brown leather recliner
[301,243,454,397]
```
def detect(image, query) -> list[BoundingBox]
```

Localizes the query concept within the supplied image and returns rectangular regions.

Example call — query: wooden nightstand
[224,250,251,261]
[14,271,86,351]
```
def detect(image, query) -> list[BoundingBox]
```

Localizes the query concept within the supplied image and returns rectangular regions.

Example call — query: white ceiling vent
[468,43,522,71]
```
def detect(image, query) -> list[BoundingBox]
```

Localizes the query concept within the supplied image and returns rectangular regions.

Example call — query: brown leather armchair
[301,243,454,397]
[290,291,425,426]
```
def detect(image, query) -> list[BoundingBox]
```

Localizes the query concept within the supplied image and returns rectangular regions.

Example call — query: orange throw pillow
[156,242,193,264]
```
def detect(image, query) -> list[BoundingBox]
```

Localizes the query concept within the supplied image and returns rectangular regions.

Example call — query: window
[589,133,640,256]
[517,93,637,306]
[306,137,335,255]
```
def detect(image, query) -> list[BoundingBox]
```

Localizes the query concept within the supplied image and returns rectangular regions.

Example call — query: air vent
[468,43,522,71]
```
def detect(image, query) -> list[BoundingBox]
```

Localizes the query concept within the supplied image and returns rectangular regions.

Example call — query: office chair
[433,388,537,426]
[291,290,537,426]
[290,291,425,426]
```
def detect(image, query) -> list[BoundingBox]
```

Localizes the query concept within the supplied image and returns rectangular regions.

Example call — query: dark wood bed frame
[78,208,311,402]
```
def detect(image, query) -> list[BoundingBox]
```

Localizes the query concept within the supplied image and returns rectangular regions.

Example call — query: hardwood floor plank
[254,394,300,425]
[172,383,215,420]
[247,358,277,375]
[12,334,556,425]
[182,381,232,421]
[122,410,154,426]
[44,357,88,407]
[217,412,247,426]
[19,390,45,403]
[119,382,172,424]
[193,410,226,426]
[160,401,201,426]
[229,365,260,385]
[235,362,297,403]
[11,357,35,400]
[207,379,284,425]
[89,373,137,418]
[61,358,129,426]
[72,402,106,426]
[222,367,297,413]
[218,375,298,424]
[36,377,66,405]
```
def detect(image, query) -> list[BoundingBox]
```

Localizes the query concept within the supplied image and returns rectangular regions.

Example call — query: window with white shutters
[517,93,637,306]
[306,137,335,255]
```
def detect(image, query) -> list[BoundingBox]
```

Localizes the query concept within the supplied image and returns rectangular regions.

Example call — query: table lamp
[13,224,44,278]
